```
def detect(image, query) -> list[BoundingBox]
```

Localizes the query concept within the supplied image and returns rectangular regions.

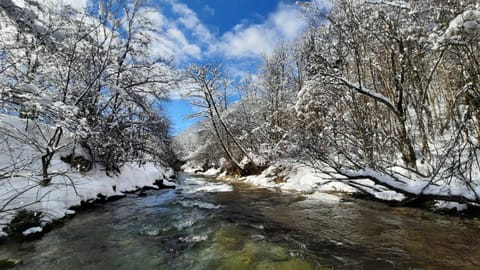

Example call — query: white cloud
[148,28,202,60]
[139,7,203,60]
[168,0,215,44]
[128,1,306,73]
[141,7,167,28]
[212,3,307,59]
[145,0,307,63]
[218,24,277,58]
[272,4,307,39]
[166,27,202,58]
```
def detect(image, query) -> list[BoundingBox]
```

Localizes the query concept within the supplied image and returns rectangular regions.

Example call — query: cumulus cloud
[168,0,214,44]
[140,0,308,63]
[211,3,308,59]
[139,6,203,61]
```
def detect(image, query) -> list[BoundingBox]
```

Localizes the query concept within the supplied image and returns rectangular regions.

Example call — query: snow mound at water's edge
[198,160,475,211]
[0,162,174,237]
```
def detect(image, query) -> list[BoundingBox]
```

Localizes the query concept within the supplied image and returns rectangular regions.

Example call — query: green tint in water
[175,223,325,270]
[0,173,480,269]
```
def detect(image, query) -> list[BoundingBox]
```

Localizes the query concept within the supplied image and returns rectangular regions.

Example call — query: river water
[1,173,480,269]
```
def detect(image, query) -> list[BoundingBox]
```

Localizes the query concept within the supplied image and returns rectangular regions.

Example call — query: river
[1,173,480,269]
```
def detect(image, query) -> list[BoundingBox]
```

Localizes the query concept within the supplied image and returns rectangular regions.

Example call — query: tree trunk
[398,122,417,169]
[41,127,63,186]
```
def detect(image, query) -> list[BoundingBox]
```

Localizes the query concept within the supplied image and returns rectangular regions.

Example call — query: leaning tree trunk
[204,92,243,174]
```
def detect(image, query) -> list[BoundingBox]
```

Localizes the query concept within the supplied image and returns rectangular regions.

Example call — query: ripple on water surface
[1,173,480,270]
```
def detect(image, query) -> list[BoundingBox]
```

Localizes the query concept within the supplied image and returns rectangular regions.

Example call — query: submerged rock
[0,258,22,268]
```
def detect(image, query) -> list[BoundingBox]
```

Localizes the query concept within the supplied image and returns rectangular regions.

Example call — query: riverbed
[1,173,480,269]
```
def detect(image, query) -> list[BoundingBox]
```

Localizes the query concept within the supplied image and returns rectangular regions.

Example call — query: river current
[1,173,480,269]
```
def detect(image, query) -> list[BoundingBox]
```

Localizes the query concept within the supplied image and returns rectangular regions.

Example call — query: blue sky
[43,0,309,134]
[148,0,309,134]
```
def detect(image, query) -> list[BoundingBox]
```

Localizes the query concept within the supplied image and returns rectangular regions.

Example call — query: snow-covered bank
[191,161,473,212]
[187,162,354,204]
[0,114,175,238]
[240,163,356,203]
[0,162,175,238]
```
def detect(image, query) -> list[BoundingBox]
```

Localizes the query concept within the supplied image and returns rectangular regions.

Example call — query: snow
[0,162,171,233]
[202,160,476,209]
[180,174,233,194]
[162,179,176,187]
[435,9,480,48]
[372,191,406,202]
[182,165,203,174]
[434,201,468,212]
[366,0,411,9]
[343,167,480,204]
[337,77,397,114]
[201,167,222,176]
[0,115,174,236]
[242,162,358,194]
[445,10,480,38]
[188,161,357,203]
[22,226,42,236]
[11,0,26,8]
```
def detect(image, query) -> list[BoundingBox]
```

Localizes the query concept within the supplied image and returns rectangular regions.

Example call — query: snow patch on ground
[0,162,170,234]
[372,191,406,201]
[162,179,176,187]
[201,167,222,177]
[434,201,469,212]
[0,115,174,236]
[213,161,360,204]
[242,162,357,195]
[180,174,233,194]
[22,226,42,236]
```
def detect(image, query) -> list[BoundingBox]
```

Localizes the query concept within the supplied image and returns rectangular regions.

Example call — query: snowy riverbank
[193,161,472,212]
[0,162,175,238]
[191,162,356,204]
[0,115,175,238]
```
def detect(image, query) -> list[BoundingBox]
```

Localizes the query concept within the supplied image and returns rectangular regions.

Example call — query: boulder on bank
[4,210,42,238]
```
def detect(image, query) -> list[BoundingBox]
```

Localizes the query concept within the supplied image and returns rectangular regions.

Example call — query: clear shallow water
[1,173,480,269]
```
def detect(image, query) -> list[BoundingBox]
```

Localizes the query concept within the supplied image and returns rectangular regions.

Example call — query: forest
[0,0,480,268]
[0,0,480,253]
[179,0,480,207]
[0,0,176,236]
